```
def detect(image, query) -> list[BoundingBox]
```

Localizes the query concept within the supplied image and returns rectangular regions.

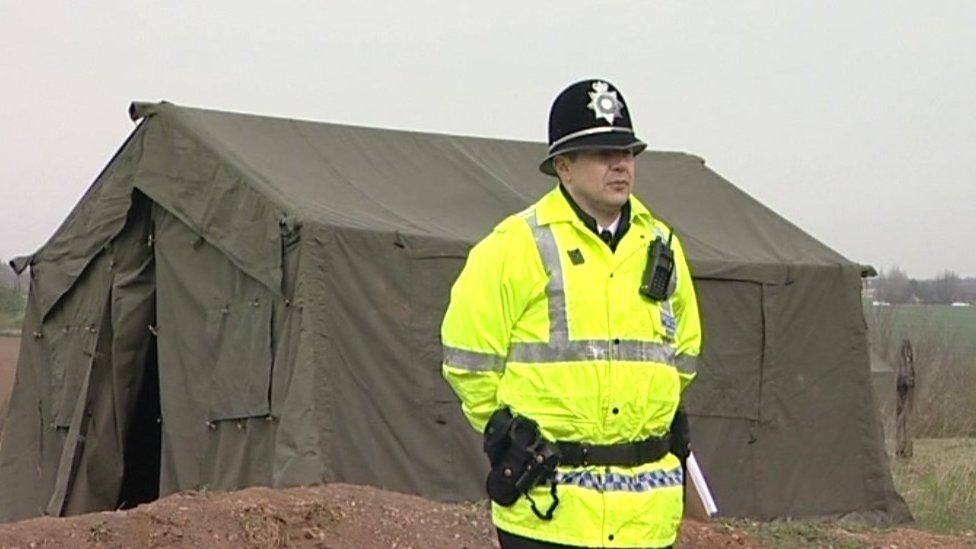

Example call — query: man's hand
[669,406,691,467]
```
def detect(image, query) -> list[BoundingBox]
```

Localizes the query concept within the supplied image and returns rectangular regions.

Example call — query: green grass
[0,286,25,333]
[891,438,976,534]
[714,439,976,547]
[865,303,976,355]
[865,303,976,437]
[0,310,23,333]
[722,519,871,548]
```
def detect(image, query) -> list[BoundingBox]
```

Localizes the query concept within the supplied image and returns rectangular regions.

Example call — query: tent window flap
[206,298,273,421]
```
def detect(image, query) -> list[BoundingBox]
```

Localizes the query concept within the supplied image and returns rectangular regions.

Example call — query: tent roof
[128,101,852,282]
[22,101,855,286]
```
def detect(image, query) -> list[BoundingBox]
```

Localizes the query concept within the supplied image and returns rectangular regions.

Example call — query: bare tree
[931,269,960,304]
[877,266,912,304]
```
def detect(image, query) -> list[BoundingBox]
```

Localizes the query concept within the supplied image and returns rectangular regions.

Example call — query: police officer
[442,79,702,548]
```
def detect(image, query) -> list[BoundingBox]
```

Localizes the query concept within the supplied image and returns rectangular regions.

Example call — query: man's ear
[553,155,572,181]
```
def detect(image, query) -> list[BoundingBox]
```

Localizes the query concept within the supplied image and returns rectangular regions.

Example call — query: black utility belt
[483,408,674,521]
[556,435,671,468]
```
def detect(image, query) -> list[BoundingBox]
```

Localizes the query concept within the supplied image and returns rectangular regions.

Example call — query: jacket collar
[535,185,653,227]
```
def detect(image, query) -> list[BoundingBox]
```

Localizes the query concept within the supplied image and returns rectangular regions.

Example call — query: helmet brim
[539,133,647,176]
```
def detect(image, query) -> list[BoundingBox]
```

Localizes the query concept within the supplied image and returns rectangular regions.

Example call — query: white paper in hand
[685,452,718,519]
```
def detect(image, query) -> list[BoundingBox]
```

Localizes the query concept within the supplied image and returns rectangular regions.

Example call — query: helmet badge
[586,81,624,124]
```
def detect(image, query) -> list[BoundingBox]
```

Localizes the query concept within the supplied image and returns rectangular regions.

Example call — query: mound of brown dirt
[0,484,495,549]
[0,483,971,548]
[0,484,502,548]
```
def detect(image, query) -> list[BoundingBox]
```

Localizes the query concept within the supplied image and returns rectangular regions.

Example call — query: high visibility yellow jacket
[442,187,702,548]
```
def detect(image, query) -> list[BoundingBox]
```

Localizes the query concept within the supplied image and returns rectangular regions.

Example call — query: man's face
[555,149,637,215]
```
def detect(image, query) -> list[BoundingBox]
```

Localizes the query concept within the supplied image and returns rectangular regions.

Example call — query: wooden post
[895,339,916,458]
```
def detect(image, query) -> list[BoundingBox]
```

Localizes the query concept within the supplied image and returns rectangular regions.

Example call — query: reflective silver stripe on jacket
[508,339,675,365]
[556,466,684,493]
[527,210,569,345]
[675,354,698,375]
[508,210,675,366]
[443,346,506,372]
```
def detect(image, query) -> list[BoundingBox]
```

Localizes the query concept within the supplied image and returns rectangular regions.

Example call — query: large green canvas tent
[0,102,909,524]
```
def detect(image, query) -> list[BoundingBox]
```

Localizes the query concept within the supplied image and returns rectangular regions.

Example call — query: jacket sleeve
[441,224,522,432]
[671,232,702,392]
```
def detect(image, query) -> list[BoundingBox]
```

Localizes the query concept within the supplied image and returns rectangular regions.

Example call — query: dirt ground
[0,484,971,549]
[0,336,18,420]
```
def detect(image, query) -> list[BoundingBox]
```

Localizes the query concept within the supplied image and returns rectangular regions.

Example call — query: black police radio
[639,231,675,301]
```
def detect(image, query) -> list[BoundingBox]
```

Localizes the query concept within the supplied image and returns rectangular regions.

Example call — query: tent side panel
[682,278,764,518]
[403,233,485,500]
[685,416,758,517]
[153,205,282,495]
[0,296,52,521]
[0,191,165,522]
[314,226,484,500]
[684,279,764,420]
[267,222,323,487]
[755,265,910,522]
[0,252,114,520]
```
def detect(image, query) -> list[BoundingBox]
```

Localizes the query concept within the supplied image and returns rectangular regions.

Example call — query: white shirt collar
[597,213,622,236]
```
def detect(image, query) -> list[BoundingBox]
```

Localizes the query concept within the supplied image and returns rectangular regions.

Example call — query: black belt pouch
[484,409,551,506]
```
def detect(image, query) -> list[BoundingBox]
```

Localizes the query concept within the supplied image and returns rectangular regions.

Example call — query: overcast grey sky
[1,1,973,278]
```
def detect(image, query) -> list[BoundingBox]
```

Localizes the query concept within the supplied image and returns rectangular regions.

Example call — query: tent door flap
[45,357,95,517]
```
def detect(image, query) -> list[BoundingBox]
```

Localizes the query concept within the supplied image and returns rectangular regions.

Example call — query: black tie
[600,229,613,245]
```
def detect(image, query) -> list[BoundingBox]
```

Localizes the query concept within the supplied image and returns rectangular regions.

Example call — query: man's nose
[609,153,630,170]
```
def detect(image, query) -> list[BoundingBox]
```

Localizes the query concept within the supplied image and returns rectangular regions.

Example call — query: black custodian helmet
[539,79,646,176]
